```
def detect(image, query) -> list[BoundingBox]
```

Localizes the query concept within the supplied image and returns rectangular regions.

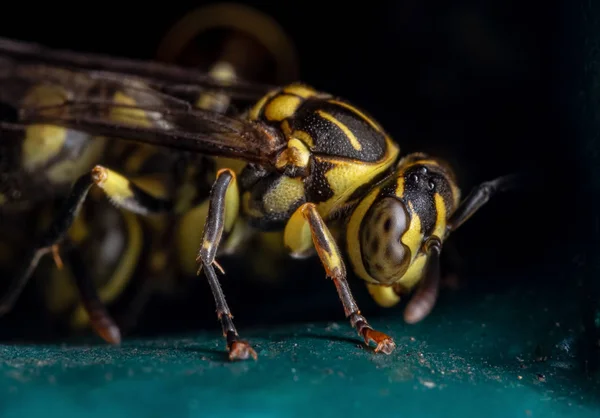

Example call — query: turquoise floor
[0,279,597,418]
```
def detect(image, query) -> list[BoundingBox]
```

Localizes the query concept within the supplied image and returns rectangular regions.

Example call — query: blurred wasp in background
[0,2,517,360]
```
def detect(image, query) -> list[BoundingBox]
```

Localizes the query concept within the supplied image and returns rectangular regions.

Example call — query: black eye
[428,181,435,190]
[411,174,419,183]
[420,166,428,174]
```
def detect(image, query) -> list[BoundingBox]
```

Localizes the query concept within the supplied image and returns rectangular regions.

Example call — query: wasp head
[353,153,460,290]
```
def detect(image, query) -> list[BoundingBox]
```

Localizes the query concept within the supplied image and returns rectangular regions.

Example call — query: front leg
[196,168,257,361]
[284,203,396,354]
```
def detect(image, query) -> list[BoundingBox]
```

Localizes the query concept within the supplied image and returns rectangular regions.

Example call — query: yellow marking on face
[282,84,317,98]
[401,201,424,260]
[346,186,383,284]
[326,99,383,132]
[366,284,401,308]
[432,193,447,239]
[395,253,428,290]
[264,94,303,122]
[317,110,362,151]
[263,176,305,214]
[395,176,405,197]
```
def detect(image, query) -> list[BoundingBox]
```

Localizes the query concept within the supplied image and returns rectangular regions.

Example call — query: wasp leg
[0,165,172,344]
[195,168,257,361]
[285,202,396,355]
[65,242,123,343]
[447,174,519,232]
[69,210,144,334]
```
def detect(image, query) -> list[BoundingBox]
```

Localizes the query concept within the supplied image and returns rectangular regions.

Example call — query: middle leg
[285,202,396,354]
[195,168,257,361]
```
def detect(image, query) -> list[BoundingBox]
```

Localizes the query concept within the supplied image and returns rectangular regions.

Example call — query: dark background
[0,0,595,371]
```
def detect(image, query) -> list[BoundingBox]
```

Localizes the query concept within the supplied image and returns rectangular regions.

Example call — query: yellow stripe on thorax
[326,99,383,132]
[317,110,362,151]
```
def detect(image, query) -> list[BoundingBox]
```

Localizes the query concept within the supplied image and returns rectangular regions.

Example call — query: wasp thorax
[360,197,411,284]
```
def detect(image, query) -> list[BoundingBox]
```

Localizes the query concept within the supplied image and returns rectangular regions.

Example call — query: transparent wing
[0,37,286,167]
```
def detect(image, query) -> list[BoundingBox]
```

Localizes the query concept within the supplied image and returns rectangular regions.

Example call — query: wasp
[0,8,517,360]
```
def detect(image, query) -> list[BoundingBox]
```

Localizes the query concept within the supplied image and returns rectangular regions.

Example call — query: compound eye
[360,197,411,284]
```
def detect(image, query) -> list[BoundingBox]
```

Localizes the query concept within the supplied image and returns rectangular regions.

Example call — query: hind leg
[0,165,173,343]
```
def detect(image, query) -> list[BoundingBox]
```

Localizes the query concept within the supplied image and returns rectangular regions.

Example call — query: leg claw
[228,340,258,361]
[363,329,396,355]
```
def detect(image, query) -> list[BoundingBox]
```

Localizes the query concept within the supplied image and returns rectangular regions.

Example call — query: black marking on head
[288,98,387,162]
[398,163,455,237]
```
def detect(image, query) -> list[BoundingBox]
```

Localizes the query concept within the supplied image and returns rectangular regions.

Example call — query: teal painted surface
[0,282,597,418]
